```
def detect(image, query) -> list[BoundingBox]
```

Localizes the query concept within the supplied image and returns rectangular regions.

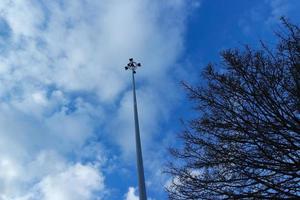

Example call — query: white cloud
[0,0,189,102]
[0,0,200,198]
[123,187,156,200]
[16,164,103,200]
[266,0,296,23]
[238,0,300,35]
[0,151,105,200]
[109,83,178,158]
[124,187,139,200]
[36,163,104,200]
[0,0,44,37]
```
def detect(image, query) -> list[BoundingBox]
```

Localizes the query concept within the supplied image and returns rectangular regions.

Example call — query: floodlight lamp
[129,58,133,62]
[137,63,141,67]
[125,66,128,70]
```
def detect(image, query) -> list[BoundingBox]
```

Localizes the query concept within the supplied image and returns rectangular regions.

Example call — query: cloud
[14,163,104,200]
[110,77,183,161]
[238,0,300,36]
[124,187,139,200]
[266,0,300,23]
[34,163,104,200]
[0,150,105,200]
[0,0,189,101]
[0,0,200,198]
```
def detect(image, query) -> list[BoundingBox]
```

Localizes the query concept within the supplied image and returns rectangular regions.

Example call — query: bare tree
[166,19,300,200]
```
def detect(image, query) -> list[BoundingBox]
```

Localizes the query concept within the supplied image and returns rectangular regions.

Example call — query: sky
[0,0,299,200]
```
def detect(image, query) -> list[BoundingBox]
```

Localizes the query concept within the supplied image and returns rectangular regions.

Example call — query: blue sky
[0,0,299,200]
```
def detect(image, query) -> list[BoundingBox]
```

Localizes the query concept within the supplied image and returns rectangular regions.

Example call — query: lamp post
[125,58,147,200]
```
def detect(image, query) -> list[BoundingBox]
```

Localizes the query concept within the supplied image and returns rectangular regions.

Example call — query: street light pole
[125,58,147,200]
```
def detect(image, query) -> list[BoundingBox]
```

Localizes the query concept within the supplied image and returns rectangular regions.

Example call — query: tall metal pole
[125,58,147,200]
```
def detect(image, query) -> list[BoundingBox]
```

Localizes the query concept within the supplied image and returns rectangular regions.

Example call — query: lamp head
[124,58,141,73]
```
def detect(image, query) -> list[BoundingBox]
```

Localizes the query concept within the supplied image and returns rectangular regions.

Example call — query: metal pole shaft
[132,71,147,200]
